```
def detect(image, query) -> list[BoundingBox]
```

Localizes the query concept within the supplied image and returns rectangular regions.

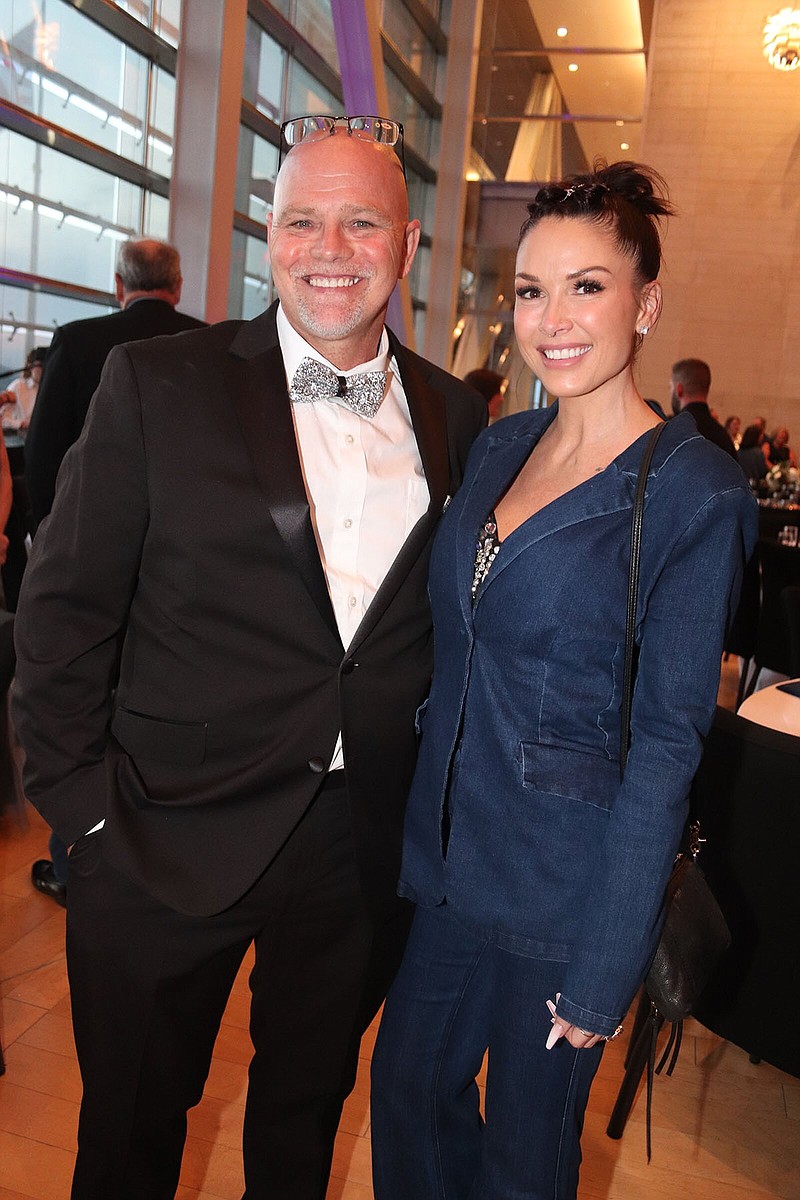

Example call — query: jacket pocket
[520,741,619,811]
[111,706,207,767]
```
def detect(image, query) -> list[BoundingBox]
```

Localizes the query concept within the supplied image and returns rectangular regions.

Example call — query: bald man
[13,123,485,1198]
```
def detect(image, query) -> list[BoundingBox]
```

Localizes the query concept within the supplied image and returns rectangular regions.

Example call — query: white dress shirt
[278,304,430,769]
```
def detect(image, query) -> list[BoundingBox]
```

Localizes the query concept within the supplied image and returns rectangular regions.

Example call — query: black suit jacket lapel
[228,306,342,648]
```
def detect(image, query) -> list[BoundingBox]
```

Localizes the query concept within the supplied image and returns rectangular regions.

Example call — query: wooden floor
[1,660,798,1199]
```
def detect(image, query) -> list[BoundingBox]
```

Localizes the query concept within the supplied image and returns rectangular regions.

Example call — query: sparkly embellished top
[471,511,501,602]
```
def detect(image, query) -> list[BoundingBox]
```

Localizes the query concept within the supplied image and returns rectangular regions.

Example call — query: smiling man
[12,119,485,1200]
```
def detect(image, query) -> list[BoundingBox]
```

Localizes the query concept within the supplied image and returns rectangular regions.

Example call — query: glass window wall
[384,66,439,166]
[381,3,439,94]
[235,130,279,227]
[243,19,285,122]
[115,0,182,46]
[2,0,170,172]
[229,229,271,323]
[406,168,436,233]
[286,59,339,119]
[0,284,114,378]
[291,0,339,72]
[1,0,175,359]
[0,128,149,289]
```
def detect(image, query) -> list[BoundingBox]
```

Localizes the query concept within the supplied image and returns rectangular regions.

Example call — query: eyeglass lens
[278,115,405,176]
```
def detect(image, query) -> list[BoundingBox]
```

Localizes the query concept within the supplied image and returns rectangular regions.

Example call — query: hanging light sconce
[763,8,800,71]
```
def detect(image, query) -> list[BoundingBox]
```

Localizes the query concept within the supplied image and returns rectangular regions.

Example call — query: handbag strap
[620,420,668,778]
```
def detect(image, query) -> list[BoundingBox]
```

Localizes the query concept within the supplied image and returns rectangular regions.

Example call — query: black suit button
[308,757,326,774]
[341,660,356,675]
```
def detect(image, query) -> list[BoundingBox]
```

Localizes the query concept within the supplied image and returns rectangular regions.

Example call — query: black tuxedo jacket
[13,304,485,917]
[25,298,205,526]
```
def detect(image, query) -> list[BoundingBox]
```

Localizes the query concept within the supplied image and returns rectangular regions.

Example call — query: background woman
[738,422,769,484]
[765,425,796,468]
[0,346,47,432]
[371,162,757,1199]
[724,414,742,449]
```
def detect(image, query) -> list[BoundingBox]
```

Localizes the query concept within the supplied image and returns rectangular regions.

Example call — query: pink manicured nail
[546,1023,562,1051]
[546,999,557,1017]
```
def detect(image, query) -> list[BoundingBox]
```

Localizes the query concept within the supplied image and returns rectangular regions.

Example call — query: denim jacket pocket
[111,706,208,767]
[520,741,619,811]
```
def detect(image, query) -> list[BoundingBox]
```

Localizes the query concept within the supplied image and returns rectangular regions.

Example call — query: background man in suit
[13,121,485,1199]
[669,357,737,457]
[25,237,204,907]
[26,237,205,526]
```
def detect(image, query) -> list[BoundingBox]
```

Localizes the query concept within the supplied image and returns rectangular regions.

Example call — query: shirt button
[343,518,352,529]
[308,757,326,773]
[348,595,357,608]
[345,434,354,445]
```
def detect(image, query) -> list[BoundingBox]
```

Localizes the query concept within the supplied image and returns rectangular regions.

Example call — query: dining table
[757,500,800,541]
[738,678,800,736]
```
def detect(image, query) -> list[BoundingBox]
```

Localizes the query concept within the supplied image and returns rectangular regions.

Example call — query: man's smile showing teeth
[305,276,360,288]
[541,346,591,361]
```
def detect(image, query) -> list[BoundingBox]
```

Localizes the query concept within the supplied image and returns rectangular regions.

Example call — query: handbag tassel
[644,1003,685,1162]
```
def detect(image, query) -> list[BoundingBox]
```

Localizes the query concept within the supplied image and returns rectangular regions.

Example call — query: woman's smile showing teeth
[541,346,591,362]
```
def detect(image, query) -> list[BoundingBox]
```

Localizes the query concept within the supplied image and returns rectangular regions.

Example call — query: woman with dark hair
[738,423,769,482]
[370,162,757,1198]
[765,425,796,468]
[724,415,742,449]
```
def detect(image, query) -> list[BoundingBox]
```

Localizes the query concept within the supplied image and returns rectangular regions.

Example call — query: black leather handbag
[644,833,731,1026]
[620,421,731,1157]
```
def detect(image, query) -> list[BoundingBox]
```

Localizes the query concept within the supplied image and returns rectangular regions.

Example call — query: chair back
[691,706,800,1078]
[755,540,800,675]
[781,586,800,678]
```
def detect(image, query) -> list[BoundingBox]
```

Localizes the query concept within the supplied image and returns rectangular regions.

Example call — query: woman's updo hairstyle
[519,160,675,283]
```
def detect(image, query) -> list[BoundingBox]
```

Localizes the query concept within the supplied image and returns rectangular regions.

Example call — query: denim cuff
[556,995,623,1039]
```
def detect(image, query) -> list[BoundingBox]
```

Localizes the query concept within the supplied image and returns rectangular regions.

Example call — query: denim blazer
[398,407,758,1036]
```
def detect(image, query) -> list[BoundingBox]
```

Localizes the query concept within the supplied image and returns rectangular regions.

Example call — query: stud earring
[638,325,649,335]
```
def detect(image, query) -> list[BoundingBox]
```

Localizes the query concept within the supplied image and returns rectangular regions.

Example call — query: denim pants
[370,904,604,1200]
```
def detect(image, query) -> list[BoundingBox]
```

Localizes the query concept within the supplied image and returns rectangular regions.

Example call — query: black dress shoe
[31,859,67,908]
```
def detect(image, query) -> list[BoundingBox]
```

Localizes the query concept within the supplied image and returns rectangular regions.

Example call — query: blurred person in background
[738,423,769,484]
[669,357,736,458]
[765,426,796,468]
[464,367,507,423]
[25,238,204,909]
[0,346,47,432]
[724,414,742,450]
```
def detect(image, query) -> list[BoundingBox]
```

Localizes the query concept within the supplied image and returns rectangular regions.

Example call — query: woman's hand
[545,995,604,1050]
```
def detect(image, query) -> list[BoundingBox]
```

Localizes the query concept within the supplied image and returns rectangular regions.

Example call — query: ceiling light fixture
[620,142,630,151]
[763,8,800,70]
[568,62,579,72]
[556,27,568,38]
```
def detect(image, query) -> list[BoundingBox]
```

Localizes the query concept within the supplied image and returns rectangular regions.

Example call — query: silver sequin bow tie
[289,357,387,419]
